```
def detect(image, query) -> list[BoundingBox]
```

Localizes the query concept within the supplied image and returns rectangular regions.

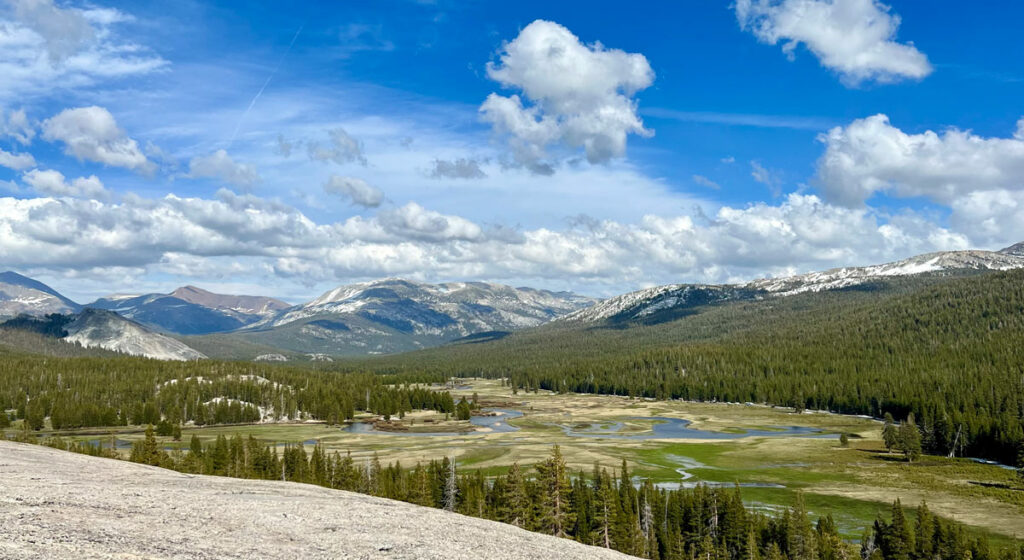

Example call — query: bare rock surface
[0,441,636,560]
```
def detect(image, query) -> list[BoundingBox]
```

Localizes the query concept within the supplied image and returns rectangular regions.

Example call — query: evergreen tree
[535,445,574,538]
[455,397,472,421]
[788,492,819,560]
[592,466,616,549]
[883,413,899,453]
[443,456,458,512]
[503,461,530,528]
[898,414,923,462]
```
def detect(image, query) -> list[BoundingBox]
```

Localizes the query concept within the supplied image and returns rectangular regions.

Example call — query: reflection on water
[342,408,524,437]
[558,416,834,440]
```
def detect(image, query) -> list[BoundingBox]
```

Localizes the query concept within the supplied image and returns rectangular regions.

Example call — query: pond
[557,416,834,440]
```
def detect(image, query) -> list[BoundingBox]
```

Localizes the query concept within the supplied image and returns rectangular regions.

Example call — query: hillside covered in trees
[340,270,1024,465]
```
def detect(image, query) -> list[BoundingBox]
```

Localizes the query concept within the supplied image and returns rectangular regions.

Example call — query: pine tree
[443,456,458,512]
[455,397,472,421]
[816,514,845,560]
[879,500,914,560]
[787,492,818,560]
[535,445,574,538]
[592,466,616,549]
[898,414,923,462]
[503,461,530,528]
[915,502,935,560]
[883,413,899,453]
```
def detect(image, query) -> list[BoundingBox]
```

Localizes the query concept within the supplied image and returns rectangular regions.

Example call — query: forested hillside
[341,271,1024,464]
[0,353,450,431]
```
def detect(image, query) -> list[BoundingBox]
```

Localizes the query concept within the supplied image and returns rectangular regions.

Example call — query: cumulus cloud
[187,149,260,187]
[22,168,109,199]
[41,106,155,174]
[0,187,973,293]
[735,0,931,85]
[0,1,166,100]
[479,20,654,171]
[950,190,1024,248]
[816,114,1024,206]
[323,175,384,208]
[0,148,35,170]
[377,202,483,242]
[307,127,366,165]
[428,157,487,179]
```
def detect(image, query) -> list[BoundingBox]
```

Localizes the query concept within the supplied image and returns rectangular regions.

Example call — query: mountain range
[561,243,1024,325]
[2,241,1022,360]
[227,278,597,356]
[89,286,289,335]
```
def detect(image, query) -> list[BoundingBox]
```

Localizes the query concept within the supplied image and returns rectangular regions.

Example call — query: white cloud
[323,175,384,208]
[0,188,970,296]
[376,202,482,242]
[0,148,35,170]
[429,157,486,179]
[950,190,1024,248]
[2,108,34,145]
[187,149,260,187]
[816,114,1024,206]
[22,168,109,199]
[735,0,931,85]
[0,1,166,100]
[307,127,366,165]
[41,106,155,174]
[8,0,94,62]
[480,20,654,171]
[750,160,782,194]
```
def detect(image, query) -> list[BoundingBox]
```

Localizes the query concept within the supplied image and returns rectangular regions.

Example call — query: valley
[3,247,1024,558]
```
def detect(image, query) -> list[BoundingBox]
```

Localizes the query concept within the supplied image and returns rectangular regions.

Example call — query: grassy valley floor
[32,378,1024,544]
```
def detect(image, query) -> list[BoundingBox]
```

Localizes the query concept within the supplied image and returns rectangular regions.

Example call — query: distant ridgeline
[340,270,1024,466]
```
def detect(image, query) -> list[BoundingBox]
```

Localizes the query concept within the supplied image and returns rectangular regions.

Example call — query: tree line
[0,353,454,431]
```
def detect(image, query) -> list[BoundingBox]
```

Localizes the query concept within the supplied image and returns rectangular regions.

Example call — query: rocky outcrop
[0,441,636,560]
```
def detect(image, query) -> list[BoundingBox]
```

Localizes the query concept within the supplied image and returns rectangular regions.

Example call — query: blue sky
[1,0,1023,302]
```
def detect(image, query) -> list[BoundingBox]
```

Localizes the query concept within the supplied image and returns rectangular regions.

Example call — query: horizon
[2,1,1024,303]
[6,234,1024,305]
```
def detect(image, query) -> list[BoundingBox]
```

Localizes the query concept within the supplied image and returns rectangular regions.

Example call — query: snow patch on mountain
[62,309,206,361]
[749,250,1024,296]
[565,247,1024,324]
[0,271,81,318]
[255,278,595,334]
